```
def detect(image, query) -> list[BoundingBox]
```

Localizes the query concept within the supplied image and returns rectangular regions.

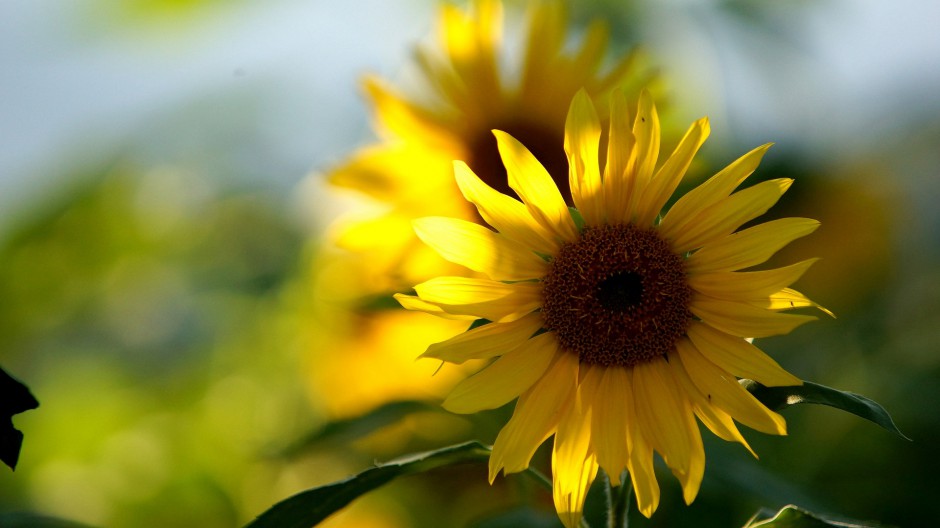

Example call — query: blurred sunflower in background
[397,89,829,527]
[310,0,661,419]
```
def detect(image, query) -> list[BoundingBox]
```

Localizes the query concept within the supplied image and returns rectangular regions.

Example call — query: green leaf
[741,380,909,440]
[244,441,492,528]
[743,504,888,527]
[0,513,95,528]
[279,400,436,456]
[1,366,39,470]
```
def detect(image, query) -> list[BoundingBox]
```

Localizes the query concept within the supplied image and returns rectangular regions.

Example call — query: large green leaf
[743,504,887,527]
[244,441,492,528]
[742,380,908,440]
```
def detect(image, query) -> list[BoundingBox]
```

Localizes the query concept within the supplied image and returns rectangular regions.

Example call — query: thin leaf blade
[245,441,492,528]
[741,380,908,440]
[744,504,888,527]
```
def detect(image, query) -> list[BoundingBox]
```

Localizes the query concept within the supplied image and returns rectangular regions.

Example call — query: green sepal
[468,318,493,331]
[742,380,909,440]
[569,207,586,231]
[743,504,887,527]
[244,441,492,528]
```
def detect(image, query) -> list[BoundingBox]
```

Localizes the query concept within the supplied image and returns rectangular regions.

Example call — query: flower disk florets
[541,224,693,367]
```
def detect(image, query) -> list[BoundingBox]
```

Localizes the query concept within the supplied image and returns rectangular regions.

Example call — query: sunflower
[329,0,656,296]
[396,89,830,527]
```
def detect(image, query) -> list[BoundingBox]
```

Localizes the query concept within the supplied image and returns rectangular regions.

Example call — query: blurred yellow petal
[306,310,472,417]
[363,77,452,149]
[519,0,565,97]
[440,0,502,110]
[422,313,543,363]
[687,322,802,387]
[413,216,548,281]
[443,333,558,413]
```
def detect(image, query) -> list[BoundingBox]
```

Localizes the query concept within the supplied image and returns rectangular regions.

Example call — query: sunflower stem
[607,470,632,528]
[523,465,553,491]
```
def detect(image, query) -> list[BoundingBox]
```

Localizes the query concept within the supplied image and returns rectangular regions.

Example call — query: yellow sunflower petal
[394,294,477,321]
[519,0,565,97]
[565,89,604,224]
[628,421,660,518]
[495,130,579,242]
[444,333,559,413]
[691,295,817,338]
[667,352,757,457]
[660,143,772,233]
[664,178,793,253]
[676,338,787,435]
[567,20,609,83]
[422,313,544,363]
[760,288,835,317]
[631,358,705,505]
[686,321,802,387]
[553,398,599,528]
[635,117,710,227]
[686,217,821,274]
[413,216,548,281]
[362,77,451,148]
[584,365,630,486]
[633,90,660,185]
[490,350,579,480]
[688,259,819,300]
[440,0,501,110]
[454,161,559,254]
[603,88,637,224]
[414,277,542,323]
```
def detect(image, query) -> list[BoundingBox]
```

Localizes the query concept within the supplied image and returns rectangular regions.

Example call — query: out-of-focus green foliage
[0,166,315,527]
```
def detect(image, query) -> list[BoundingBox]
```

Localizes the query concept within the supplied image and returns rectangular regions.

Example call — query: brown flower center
[541,224,693,367]
[467,120,571,204]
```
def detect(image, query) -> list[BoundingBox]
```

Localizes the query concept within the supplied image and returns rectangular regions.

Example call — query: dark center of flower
[541,224,693,367]
[467,120,571,204]
[596,271,644,312]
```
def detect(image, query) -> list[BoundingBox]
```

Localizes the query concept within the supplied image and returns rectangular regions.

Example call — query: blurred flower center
[467,121,570,204]
[541,224,692,367]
